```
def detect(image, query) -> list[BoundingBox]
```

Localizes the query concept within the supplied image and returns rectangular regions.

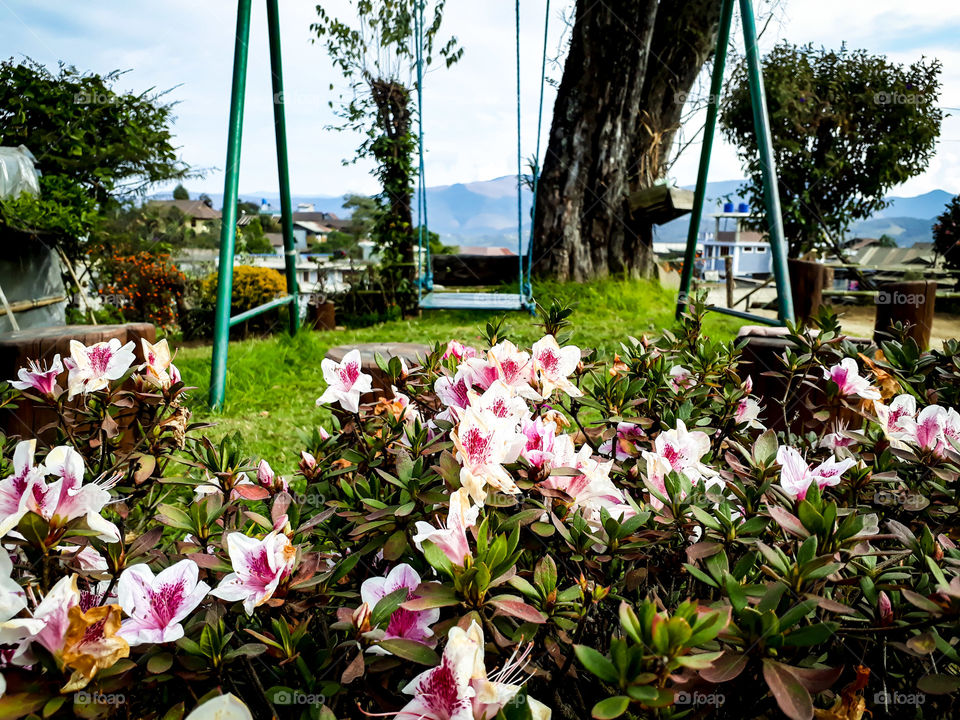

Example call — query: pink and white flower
[361,564,439,651]
[65,339,136,398]
[541,451,635,528]
[116,559,210,645]
[734,398,763,429]
[776,446,855,501]
[443,340,478,362]
[820,421,858,452]
[211,531,297,615]
[822,358,881,401]
[0,440,44,537]
[394,619,549,720]
[467,380,530,425]
[10,354,63,396]
[0,551,27,623]
[7,574,79,663]
[599,422,646,461]
[28,445,121,543]
[256,460,288,493]
[668,365,694,392]
[531,335,582,398]
[412,489,479,567]
[139,338,180,389]
[435,366,474,421]
[316,349,373,413]
[910,405,960,458]
[451,408,524,503]
[642,420,717,499]
[486,340,537,398]
[520,417,558,468]
[873,394,917,449]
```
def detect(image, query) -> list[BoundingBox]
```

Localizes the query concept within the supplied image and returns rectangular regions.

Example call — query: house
[699,208,772,278]
[147,200,221,233]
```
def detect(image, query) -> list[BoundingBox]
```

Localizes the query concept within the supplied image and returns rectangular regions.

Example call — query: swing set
[208,0,552,409]
[208,0,791,410]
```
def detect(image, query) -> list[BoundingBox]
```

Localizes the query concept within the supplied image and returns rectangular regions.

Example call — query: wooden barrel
[873,280,936,349]
[788,259,833,324]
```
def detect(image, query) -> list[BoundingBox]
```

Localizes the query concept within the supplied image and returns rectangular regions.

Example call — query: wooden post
[725,255,734,307]
[874,280,937,349]
[788,259,831,324]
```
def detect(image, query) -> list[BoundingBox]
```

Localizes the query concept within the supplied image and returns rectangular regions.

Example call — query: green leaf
[147,652,174,674]
[377,639,440,665]
[575,645,618,684]
[371,587,409,627]
[591,696,630,719]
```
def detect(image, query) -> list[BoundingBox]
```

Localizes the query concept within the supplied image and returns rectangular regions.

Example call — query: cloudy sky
[2,0,959,202]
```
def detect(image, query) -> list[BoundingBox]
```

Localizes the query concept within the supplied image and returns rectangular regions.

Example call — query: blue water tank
[738,202,749,213]
[723,202,734,213]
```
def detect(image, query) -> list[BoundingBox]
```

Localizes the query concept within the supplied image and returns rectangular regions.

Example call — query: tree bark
[533,0,724,282]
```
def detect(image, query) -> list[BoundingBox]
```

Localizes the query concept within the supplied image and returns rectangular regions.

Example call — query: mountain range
[169,178,955,250]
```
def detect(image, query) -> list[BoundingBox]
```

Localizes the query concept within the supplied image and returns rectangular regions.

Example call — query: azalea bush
[0,299,959,719]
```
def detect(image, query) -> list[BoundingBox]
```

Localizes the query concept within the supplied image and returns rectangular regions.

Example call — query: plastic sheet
[0,146,41,199]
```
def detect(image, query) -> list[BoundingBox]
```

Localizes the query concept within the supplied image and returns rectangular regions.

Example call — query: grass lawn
[176,278,748,469]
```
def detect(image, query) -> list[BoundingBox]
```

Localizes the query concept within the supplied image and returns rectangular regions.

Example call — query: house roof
[148,199,221,220]
[266,232,284,247]
[292,211,350,231]
[294,220,333,234]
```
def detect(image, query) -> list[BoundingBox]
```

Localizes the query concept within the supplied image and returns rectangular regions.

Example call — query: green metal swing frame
[209,0,299,410]
[414,0,549,313]
[675,0,795,326]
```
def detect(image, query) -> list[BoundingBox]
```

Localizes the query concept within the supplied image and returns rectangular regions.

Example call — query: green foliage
[933,194,960,271]
[0,58,192,260]
[721,44,943,257]
[203,265,286,316]
[172,184,190,200]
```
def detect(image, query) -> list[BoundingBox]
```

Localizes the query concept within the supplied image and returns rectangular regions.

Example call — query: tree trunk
[370,79,415,265]
[534,0,724,282]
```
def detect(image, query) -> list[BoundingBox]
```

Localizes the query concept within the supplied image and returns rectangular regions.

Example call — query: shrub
[97,251,186,330]
[1,298,959,719]
[193,265,288,336]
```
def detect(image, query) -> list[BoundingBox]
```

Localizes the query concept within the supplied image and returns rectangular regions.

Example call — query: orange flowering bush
[97,252,185,331]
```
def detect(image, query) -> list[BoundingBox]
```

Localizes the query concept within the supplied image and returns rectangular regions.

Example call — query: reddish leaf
[233,484,271,501]
[699,651,748,683]
[767,505,809,538]
[489,597,547,624]
[762,659,813,720]
[341,649,365,684]
[272,492,292,523]
[686,542,723,562]
[785,665,843,693]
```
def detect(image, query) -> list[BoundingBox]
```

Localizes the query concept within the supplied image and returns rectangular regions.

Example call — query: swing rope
[524,0,550,302]
[414,0,430,300]
[415,0,550,310]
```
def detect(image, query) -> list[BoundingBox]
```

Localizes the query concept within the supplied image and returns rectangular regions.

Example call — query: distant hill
[158,178,955,251]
